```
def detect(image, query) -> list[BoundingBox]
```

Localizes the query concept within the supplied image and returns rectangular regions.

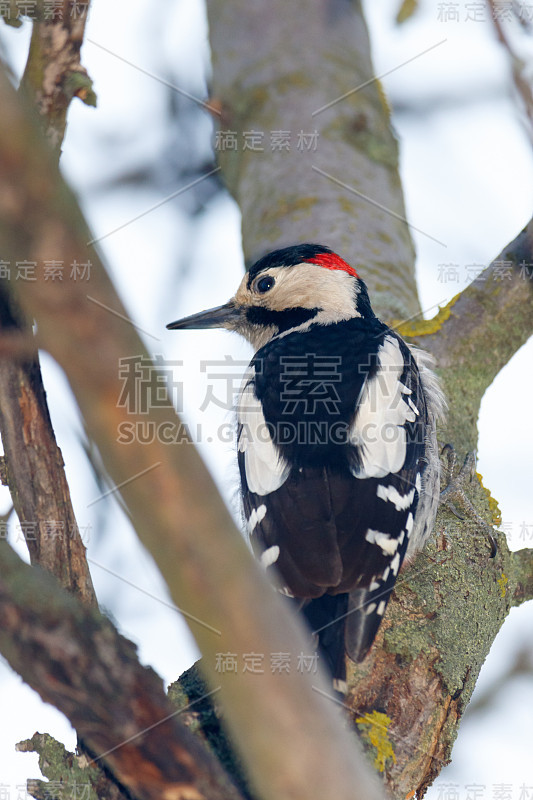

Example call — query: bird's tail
[300,585,394,692]
[301,593,349,693]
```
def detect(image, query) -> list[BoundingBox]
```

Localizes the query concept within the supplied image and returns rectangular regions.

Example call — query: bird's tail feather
[300,593,349,686]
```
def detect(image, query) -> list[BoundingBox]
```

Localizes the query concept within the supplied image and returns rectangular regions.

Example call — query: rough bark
[0,540,245,800]
[18,0,95,153]
[510,547,533,606]
[0,288,97,605]
[0,0,97,605]
[17,733,129,800]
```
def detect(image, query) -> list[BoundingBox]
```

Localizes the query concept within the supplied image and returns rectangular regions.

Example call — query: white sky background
[0,0,533,795]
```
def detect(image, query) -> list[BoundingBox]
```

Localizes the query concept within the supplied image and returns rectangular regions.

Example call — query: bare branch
[401,220,533,451]
[0,288,97,606]
[0,0,97,605]
[0,329,36,357]
[509,547,533,606]
[0,540,245,800]
[19,0,96,153]
[486,0,533,139]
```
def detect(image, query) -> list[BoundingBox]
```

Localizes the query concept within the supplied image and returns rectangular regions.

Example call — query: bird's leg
[439,444,498,557]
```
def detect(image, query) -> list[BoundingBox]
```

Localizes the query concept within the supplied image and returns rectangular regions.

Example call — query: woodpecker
[167,244,445,686]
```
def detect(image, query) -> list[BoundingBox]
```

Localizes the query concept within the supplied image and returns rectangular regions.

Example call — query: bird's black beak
[166,301,242,330]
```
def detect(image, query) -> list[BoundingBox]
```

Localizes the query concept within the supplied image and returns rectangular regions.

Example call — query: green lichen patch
[64,72,97,107]
[16,733,100,800]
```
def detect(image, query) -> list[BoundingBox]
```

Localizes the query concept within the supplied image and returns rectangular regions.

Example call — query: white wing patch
[260,545,280,567]
[238,375,290,496]
[279,586,295,598]
[365,528,399,555]
[376,484,416,511]
[407,397,419,416]
[350,335,416,478]
[247,504,267,533]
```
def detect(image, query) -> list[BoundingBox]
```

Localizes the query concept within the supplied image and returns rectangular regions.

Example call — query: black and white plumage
[167,244,446,686]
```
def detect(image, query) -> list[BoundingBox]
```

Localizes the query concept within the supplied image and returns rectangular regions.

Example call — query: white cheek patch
[365,529,399,555]
[238,375,290,496]
[350,336,416,479]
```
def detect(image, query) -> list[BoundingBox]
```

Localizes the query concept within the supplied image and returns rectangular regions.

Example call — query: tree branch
[0,62,383,800]
[509,547,533,606]
[0,287,97,606]
[203,2,533,795]
[17,732,131,800]
[19,0,96,153]
[400,220,533,451]
[0,1,97,605]
[2,3,530,797]
[0,540,245,800]
[206,0,419,322]
[486,0,533,138]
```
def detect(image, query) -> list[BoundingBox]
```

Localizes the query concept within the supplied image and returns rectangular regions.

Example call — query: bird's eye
[255,275,275,293]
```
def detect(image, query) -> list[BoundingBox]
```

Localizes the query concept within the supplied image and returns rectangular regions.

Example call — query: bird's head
[167,244,374,349]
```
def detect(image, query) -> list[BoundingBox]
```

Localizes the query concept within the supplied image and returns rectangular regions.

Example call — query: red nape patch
[307,252,359,278]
